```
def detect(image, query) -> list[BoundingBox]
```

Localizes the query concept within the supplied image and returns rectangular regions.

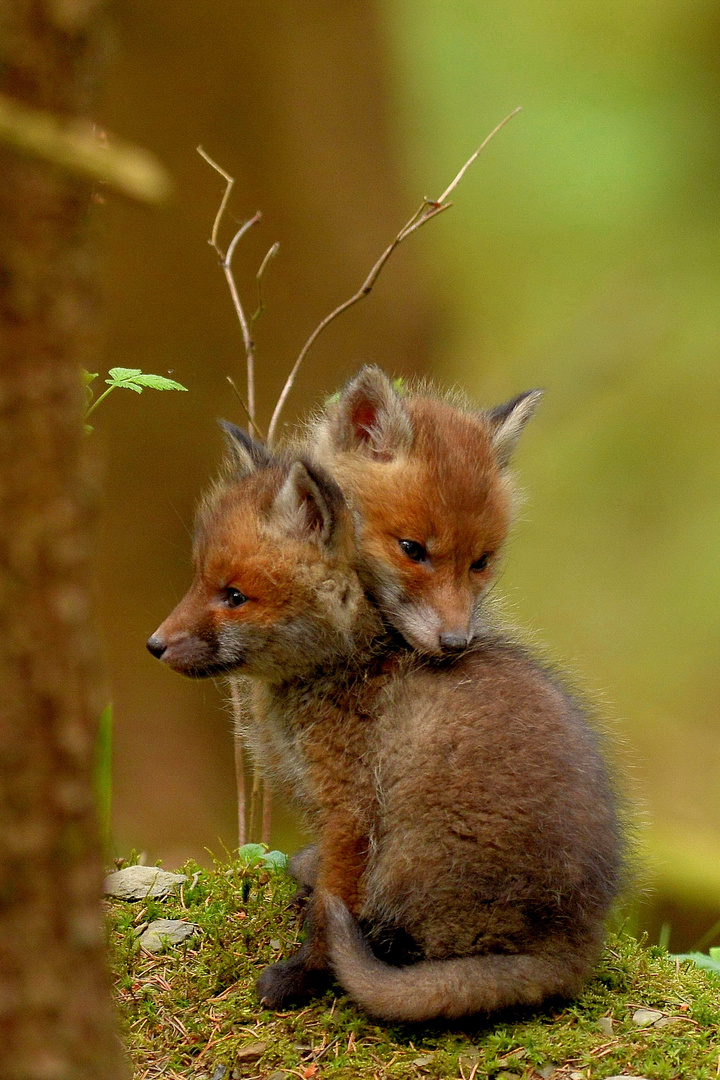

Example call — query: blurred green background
[97,1,720,949]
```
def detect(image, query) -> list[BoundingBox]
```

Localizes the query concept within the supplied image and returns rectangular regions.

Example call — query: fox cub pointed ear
[218,419,272,477]
[272,461,346,547]
[487,389,543,468]
[327,366,413,460]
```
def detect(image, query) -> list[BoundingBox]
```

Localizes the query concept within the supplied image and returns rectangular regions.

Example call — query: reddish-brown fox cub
[148,414,623,1022]
[308,366,542,655]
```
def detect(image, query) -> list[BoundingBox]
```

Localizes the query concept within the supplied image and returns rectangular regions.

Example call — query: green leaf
[126,373,188,392]
[106,379,143,393]
[262,850,289,871]
[105,368,188,395]
[238,843,266,866]
[709,946,720,963]
[82,370,99,384]
[107,367,143,382]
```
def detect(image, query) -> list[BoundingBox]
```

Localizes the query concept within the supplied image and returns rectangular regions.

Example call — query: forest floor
[106,855,720,1080]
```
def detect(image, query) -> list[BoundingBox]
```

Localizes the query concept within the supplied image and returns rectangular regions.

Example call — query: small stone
[235,1041,268,1063]
[568,1073,585,1080]
[631,1007,663,1027]
[412,1056,434,1068]
[654,1015,683,1029]
[267,1073,289,1080]
[535,1067,556,1080]
[137,918,198,952]
[211,1066,227,1080]
[269,939,281,951]
[104,865,187,901]
[596,1015,615,1037]
[458,1047,481,1073]
[604,1076,650,1080]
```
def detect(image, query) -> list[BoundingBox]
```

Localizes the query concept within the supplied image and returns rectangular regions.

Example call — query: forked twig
[265,106,522,446]
[197,145,264,429]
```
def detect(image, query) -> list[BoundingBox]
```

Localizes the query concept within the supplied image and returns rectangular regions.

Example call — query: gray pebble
[631,1007,664,1027]
[104,865,188,901]
[137,918,198,952]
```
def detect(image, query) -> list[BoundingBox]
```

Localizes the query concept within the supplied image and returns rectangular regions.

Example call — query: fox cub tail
[324,896,596,1022]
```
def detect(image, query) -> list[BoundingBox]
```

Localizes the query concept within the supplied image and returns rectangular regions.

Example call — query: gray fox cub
[148,410,623,1021]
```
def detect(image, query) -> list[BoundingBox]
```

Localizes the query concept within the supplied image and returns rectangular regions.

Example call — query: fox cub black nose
[146,636,167,659]
[439,632,468,651]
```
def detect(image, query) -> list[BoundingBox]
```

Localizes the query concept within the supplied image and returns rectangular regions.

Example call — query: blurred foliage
[383,0,720,905]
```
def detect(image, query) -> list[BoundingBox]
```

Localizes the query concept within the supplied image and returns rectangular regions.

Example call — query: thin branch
[435,106,522,204]
[261,787,272,847]
[228,680,246,849]
[266,107,521,446]
[226,377,265,441]
[197,145,233,252]
[197,146,262,431]
[252,241,280,326]
[222,214,262,424]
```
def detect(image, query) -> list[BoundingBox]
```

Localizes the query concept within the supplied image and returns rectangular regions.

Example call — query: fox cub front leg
[256,891,333,1008]
[258,829,369,1007]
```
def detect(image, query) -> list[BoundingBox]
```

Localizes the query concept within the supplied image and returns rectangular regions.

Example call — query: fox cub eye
[398,538,428,563]
[224,587,248,608]
[470,553,492,573]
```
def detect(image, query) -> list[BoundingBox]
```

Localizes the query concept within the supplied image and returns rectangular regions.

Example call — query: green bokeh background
[384,0,720,908]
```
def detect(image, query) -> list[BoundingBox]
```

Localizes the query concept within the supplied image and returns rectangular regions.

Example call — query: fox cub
[308,366,542,655]
[148,411,623,1022]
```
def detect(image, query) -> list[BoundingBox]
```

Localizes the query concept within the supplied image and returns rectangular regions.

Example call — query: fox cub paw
[256,955,331,1009]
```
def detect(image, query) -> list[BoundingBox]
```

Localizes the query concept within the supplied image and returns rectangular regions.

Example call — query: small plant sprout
[83,367,188,431]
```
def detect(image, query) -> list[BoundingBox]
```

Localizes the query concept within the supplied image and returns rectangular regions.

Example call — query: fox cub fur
[148,405,623,1022]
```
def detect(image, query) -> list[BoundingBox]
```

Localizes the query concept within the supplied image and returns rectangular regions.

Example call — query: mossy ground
[107,857,720,1080]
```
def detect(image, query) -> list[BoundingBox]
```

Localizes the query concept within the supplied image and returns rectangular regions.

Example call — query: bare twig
[226,377,265,441]
[197,145,234,250]
[252,241,280,326]
[261,786,272,847]
[265,106,521,446]
[435,106,522,204]
[197,146,263,429]
[228,679,246,848]
[247,770,262,845]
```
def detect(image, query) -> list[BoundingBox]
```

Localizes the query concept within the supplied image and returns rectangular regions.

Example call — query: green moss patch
[106,857,720,1079]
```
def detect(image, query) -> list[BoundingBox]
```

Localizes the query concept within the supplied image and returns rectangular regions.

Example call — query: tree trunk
[0,2,126,1077]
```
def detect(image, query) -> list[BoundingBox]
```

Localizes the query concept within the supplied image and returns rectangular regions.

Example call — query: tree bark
[0,2,126,1077]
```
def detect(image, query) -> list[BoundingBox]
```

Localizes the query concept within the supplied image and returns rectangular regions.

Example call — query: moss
[106,857,720,1079]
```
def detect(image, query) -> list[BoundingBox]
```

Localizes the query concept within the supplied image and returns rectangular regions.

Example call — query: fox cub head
[312,367,542,656]
[147,424,363,682]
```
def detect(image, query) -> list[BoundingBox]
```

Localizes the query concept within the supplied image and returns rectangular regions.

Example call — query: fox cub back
[310,367,541,654]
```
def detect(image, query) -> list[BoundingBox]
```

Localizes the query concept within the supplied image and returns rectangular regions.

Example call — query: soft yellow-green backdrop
[383,0,720,914]
[97,1,719,947]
